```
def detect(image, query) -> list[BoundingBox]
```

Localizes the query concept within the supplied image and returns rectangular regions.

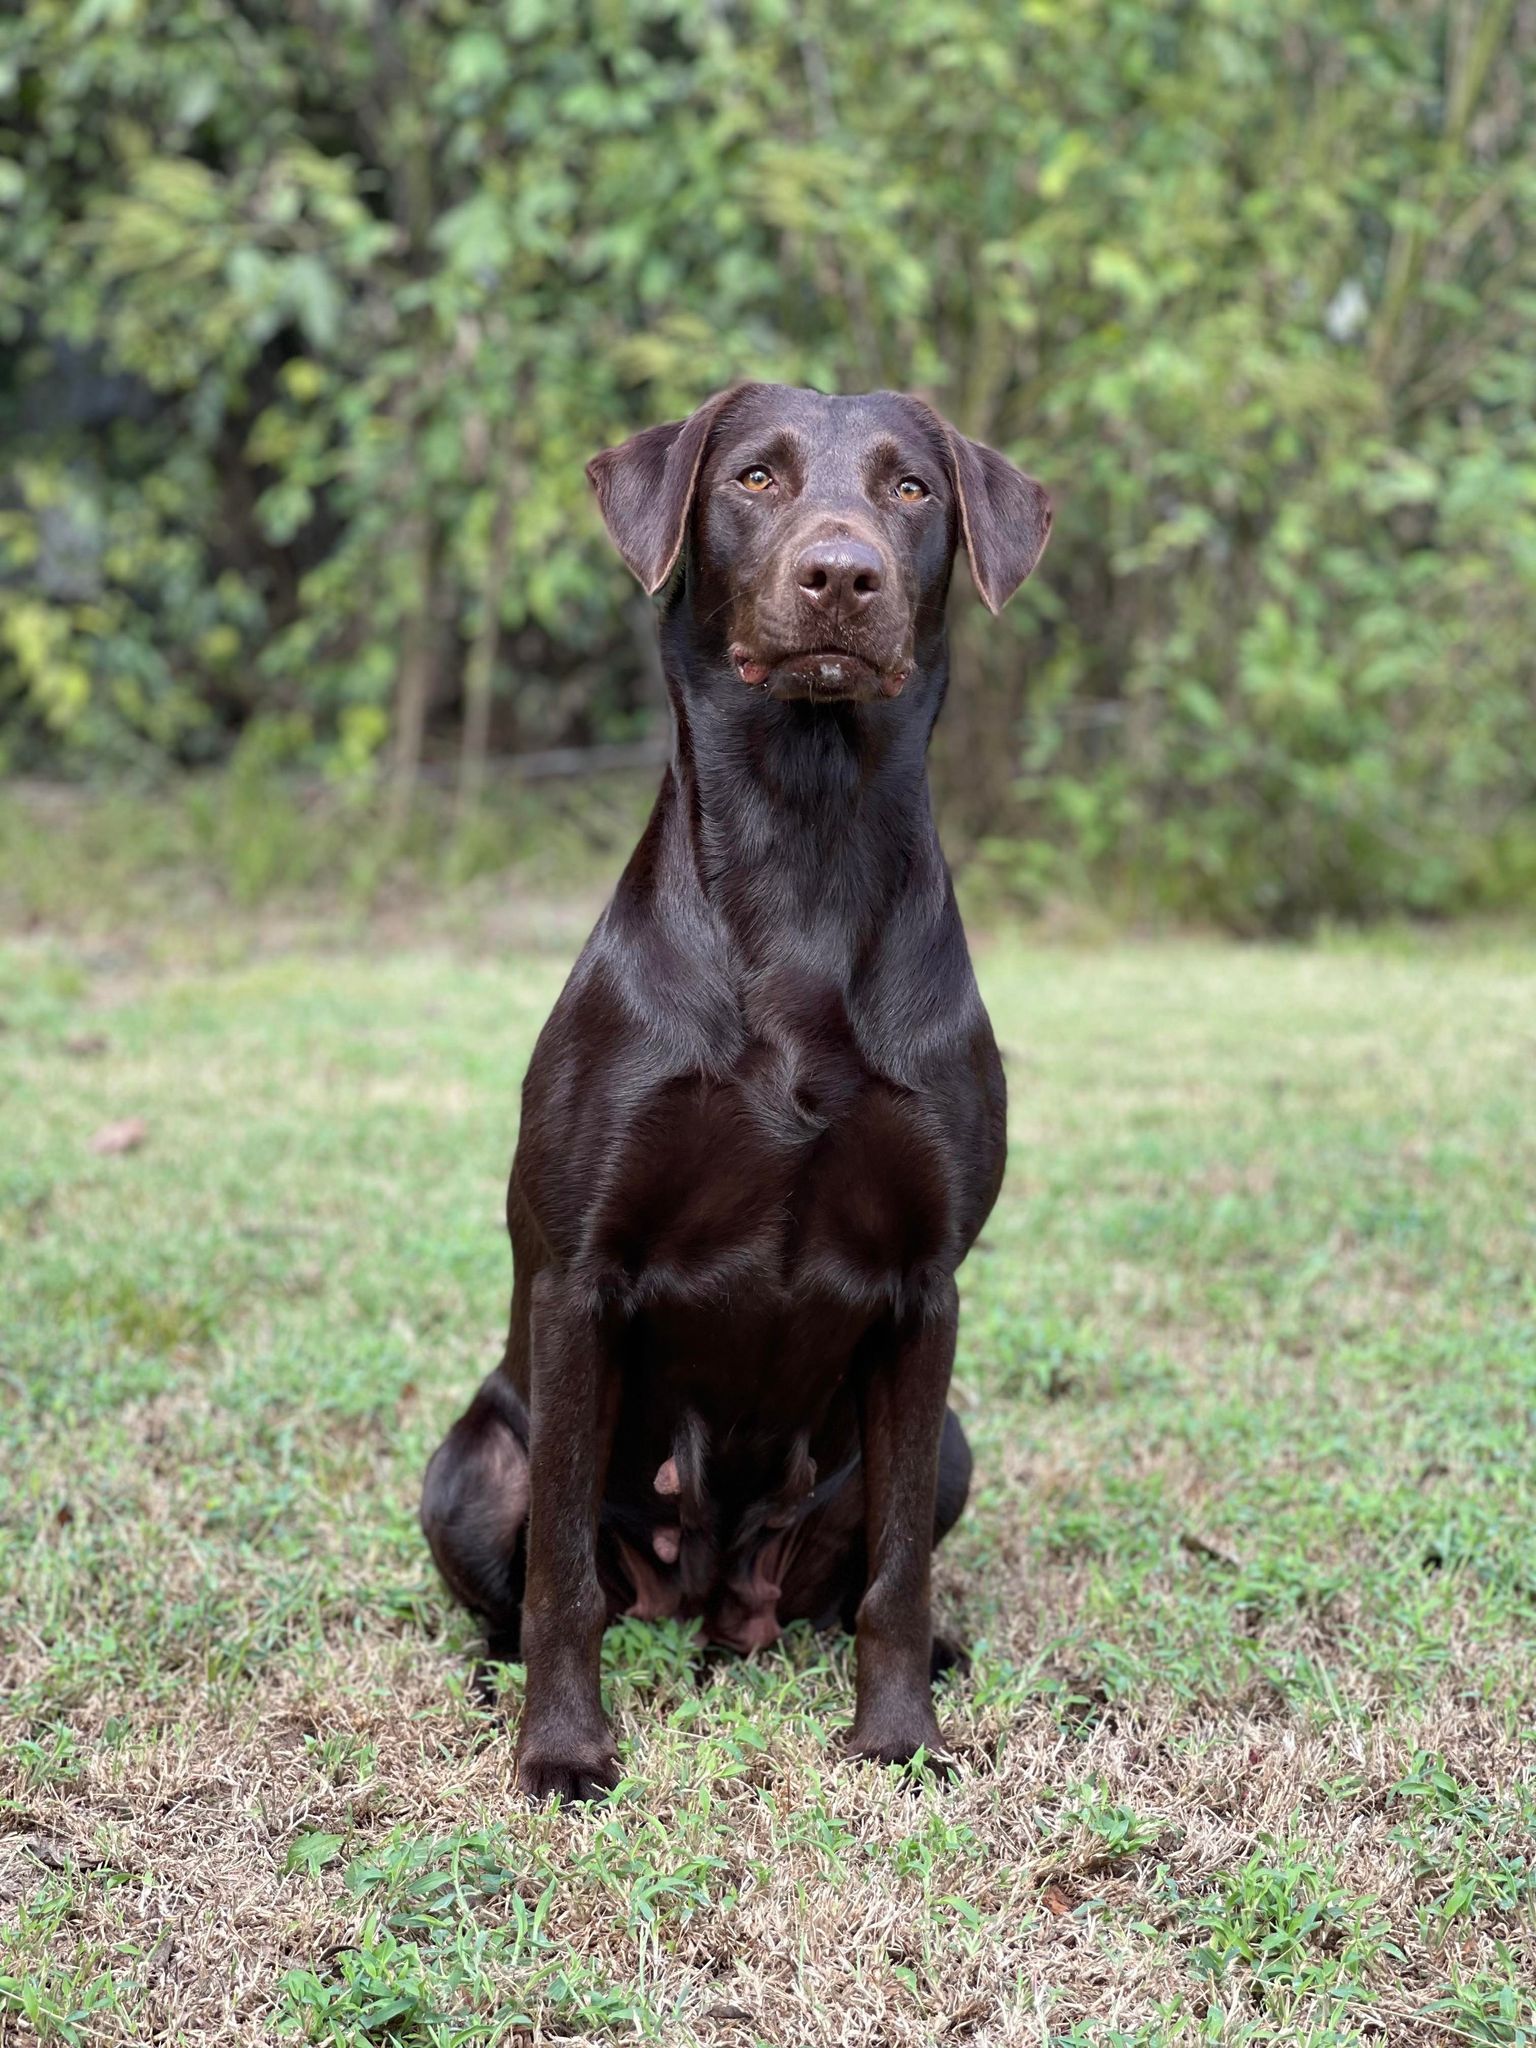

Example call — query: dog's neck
[648,602,954,958]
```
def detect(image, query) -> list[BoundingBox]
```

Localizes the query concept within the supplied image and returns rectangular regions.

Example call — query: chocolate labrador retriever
[422,384,1050,1799]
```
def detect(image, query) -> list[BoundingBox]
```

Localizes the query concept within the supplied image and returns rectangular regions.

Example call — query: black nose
[795,535,885,613]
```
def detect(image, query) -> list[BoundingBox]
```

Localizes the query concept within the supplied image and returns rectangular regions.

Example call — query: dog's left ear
[587,387,752,594]
[942,425,1053,614]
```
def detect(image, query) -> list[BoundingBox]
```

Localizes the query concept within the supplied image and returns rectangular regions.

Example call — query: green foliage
[1187,1844,1398,1991]
[2,0,1534,926]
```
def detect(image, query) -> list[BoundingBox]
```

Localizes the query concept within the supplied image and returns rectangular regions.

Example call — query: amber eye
[896,477,928,502]
[739,466,774,491]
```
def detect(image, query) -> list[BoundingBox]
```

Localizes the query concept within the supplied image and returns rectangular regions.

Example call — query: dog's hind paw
[930,1633,971,1682]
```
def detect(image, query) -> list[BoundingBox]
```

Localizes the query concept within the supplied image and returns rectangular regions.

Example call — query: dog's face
[691,386,961,704]
[588,384,1051,705]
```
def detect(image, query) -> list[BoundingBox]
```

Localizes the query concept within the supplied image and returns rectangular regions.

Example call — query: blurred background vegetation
[1,0,1533,932]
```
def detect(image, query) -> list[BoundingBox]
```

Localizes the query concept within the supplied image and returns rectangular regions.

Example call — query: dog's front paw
[516,1723,619,1804]
[848,1705,951,1775]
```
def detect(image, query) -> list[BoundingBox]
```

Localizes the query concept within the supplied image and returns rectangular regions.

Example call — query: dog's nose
[795,536,884,613]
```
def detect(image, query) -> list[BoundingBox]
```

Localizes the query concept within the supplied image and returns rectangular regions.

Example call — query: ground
[2,875,1534,2045]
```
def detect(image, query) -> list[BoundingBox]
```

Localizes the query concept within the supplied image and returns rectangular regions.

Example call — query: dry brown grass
[3,924,1535,2044]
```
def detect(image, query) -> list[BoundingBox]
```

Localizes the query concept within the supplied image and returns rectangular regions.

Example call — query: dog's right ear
[587,388,750,594]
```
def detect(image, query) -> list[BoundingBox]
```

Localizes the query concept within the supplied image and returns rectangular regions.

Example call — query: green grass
[3,896,1535,2044]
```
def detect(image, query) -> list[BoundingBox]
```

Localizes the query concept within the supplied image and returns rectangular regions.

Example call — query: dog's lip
[731,645,910,699]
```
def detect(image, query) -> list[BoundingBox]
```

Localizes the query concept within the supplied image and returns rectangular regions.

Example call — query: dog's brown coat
[422,385,1050,1799]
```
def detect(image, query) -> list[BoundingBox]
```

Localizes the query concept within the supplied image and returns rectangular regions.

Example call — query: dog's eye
[895,477,928,502]
[739,466,774,492]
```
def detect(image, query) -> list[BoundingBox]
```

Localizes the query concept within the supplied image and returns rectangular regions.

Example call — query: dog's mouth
[731,645,910,703]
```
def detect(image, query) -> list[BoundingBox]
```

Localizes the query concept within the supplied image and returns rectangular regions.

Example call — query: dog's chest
[586,1033,954,1316]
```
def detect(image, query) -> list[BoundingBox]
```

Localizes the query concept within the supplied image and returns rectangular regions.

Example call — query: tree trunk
[388,518,441,833]
[929,598,1029,861]
[456,475,516,825]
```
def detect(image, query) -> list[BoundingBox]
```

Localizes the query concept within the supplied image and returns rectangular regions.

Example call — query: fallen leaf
[1042,1883,1073,1917]
[89,1118,148,1155]
[20,1834,104,1872]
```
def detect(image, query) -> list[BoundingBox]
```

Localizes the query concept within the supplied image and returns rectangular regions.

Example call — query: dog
[421,384,1051,1799]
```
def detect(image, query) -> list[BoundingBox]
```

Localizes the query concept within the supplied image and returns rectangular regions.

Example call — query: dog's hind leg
[933,1404,973,1545]
[775,1404,974,1678]
[927,1405,974,1680]
[420,1371,530,1662]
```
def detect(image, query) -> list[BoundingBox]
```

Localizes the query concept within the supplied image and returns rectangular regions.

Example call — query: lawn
[2,889,1535,2045]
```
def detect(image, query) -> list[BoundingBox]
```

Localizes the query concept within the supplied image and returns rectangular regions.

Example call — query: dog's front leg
[850,1281,958,1768]
[515,1270,620,1802]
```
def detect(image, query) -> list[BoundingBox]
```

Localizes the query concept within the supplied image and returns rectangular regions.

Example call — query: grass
[2,841,1535,2043]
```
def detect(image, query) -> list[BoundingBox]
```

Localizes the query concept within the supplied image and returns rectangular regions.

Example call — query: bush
[1,0,1533,928]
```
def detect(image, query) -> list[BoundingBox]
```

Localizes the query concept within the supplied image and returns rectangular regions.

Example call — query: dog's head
[588,384,1051,704]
